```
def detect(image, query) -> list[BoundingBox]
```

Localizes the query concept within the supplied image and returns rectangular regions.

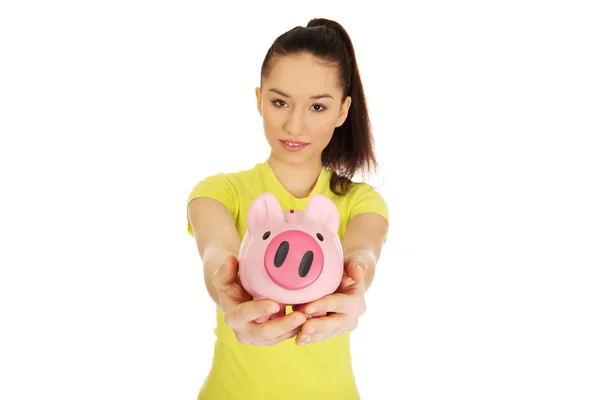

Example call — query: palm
[226,275,253,303]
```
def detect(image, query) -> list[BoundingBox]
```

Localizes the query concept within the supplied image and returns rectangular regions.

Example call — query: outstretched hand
[293,258,367,345]
[212,255,307,346]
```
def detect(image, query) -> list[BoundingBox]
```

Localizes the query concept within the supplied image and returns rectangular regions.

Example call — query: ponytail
[260,18,378,195]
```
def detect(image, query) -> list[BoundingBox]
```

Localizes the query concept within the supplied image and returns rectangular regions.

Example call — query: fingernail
[309,327,316,334]
[303,336,311,345]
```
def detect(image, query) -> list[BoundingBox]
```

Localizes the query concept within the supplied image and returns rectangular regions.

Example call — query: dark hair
[260,18,378,196]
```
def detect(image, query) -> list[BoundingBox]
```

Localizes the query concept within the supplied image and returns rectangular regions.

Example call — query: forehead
[264,53,342,97]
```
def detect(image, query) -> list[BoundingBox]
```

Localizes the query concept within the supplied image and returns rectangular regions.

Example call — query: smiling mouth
[279,140,309,152]
[282,140,306,147]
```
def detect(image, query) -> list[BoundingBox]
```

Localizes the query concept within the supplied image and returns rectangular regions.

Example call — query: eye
[311,104,327,112]
[316,233,323,241]
[272,99,286,108]
[263,231,271,240]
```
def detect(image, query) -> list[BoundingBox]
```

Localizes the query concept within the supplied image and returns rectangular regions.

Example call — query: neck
[267,152,324,198]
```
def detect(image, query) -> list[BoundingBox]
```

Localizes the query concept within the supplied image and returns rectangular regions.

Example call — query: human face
[255,53,352,167]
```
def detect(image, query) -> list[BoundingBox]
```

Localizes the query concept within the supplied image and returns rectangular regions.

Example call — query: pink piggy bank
[238,192,344,323]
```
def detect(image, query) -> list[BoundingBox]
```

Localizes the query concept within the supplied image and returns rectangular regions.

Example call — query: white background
[1,1,599,399]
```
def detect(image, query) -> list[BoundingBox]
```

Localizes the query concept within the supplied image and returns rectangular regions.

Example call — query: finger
[301,313,344,336]
[295,299,332,316]
[345,262,365,289]
[295,329,313,345]
[309,314,354,343]
[297,314,351,345]
[338,274,357,290]
[226,300,280,328]
[292,302,310,315]
[303,293,363,316]
[337,261,366,294]
[274,325,303,343]
[253,311,306,340]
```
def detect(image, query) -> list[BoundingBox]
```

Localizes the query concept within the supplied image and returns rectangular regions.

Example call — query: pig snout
[263,229,324,290]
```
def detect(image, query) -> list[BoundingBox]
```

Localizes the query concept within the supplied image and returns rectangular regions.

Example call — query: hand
[293,258,367,345]
[212,255,307,346]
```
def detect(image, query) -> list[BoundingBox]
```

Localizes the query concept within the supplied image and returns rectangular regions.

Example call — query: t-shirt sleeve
[186,173,238,238]
[348,183,389,222]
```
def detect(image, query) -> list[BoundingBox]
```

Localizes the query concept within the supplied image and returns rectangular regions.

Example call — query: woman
[187,17,389,400]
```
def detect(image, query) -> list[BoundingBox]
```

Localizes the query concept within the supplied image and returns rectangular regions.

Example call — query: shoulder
[343,180,389,222]
[187,165,245,206]
[187,172,236,201]
[341,179,386,203]
[345,180,383,196]
[188,164,259,196]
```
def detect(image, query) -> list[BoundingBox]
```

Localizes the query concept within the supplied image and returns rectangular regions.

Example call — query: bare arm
[187,197,241,309]
[187,196,307,345]
[341,212,389,292]
[294,212,389,345]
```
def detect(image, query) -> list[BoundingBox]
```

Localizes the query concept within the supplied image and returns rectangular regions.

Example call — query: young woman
[187,18,389,400]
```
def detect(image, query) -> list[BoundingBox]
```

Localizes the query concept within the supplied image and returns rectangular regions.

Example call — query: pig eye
[263,231,271,240]
[316,233,323,241]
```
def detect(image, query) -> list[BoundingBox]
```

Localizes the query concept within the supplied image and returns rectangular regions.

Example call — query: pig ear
[304,194,340,235]
[247,192,285,235]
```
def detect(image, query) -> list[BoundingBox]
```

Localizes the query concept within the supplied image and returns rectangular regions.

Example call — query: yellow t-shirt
[186,161,389,400]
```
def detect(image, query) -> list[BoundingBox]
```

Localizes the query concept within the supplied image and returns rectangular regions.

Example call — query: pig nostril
[298,251,314,278]
[316,233,323,241]
[274,241,289,267]
[262,231,271,240]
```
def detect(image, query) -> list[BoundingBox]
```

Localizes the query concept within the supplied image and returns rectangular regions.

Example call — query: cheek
[309,116,337,143]
[263,108,283,134]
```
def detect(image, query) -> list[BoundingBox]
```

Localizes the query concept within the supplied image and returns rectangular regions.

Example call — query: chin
[277,153,308,165]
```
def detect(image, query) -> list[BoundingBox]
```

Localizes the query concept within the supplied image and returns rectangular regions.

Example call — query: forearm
[341,213,389,292]
[188,197,243,310]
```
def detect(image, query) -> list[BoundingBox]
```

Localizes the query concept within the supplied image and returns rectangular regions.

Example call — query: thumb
[345,258,366,286]
[213,254,239,290]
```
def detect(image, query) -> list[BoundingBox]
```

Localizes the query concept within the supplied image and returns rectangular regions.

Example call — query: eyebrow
[268,88,333,100]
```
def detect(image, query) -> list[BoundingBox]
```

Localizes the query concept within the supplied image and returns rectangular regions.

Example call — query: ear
[335,95,352,127]
[247,192,284,235]
[255,87,263,117]
[304,194,340,235]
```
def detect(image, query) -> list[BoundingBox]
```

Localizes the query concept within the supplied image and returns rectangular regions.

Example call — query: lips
[282,139,307,145]
[280,140,309,152]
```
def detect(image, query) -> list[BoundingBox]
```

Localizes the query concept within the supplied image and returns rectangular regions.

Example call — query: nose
[283,107,304,137]
[264,230,324,290]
